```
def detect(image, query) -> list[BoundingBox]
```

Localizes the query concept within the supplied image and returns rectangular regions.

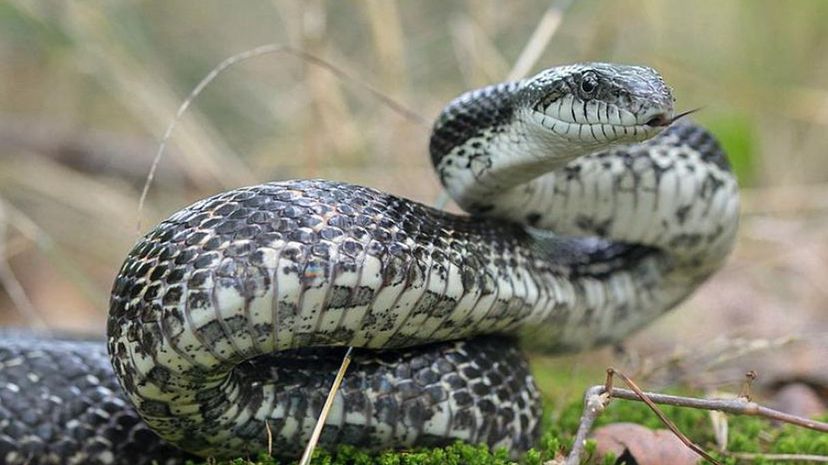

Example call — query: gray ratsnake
[0,62,739,464]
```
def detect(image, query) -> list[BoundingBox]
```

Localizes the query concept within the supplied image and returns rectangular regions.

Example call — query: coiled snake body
[0,63,739,464]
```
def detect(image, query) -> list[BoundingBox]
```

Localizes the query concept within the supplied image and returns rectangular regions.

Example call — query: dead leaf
[592,423,700,465]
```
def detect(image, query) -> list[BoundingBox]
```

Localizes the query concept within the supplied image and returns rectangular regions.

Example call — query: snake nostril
[644,113,671,127]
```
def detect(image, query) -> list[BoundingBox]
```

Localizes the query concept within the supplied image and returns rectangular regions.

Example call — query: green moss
[192,377,828,465]
[192,408,827,465]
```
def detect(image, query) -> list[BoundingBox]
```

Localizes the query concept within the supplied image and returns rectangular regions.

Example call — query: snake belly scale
[0,63,739,464]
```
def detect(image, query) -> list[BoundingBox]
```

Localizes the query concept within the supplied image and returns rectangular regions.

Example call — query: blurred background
[1,1,827,399]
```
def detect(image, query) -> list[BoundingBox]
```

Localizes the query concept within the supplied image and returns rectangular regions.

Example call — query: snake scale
[0,63,739,464]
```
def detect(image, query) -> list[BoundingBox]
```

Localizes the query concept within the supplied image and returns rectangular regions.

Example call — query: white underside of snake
[0,63,738,465]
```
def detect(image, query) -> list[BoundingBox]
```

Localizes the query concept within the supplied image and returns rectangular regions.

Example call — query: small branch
[728,452,828,463]
[565,368,828,465]
[608,369,722,465]
[298,346,354,465]
[738,370,758,401]
[602,387,828,433]
[564,386,609,465]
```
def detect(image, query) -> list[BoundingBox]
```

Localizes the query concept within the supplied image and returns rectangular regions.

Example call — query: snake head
[519,63,675,145]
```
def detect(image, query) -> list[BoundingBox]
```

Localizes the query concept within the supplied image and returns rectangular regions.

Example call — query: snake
[0,62,739,465]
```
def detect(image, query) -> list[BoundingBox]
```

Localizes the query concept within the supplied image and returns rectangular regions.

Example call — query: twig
[738,370,758,401]
[564,386,609,465]
[728,452,828,463]
[603,386,828,433]
[136,44,427,236]
[507,0,576,81]
[298,346,354,465]
[608,369,723,465]
[565,368,828,465]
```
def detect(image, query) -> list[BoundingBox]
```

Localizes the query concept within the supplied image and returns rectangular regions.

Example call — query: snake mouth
[530,98,681,142]
[533,98,675,132]
[534,116,667,144]
[644,113,672,127]
[645,108,700,127]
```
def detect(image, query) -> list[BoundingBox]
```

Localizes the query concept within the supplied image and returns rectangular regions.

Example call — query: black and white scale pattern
[0,335,193,465]
[0,62,739,464]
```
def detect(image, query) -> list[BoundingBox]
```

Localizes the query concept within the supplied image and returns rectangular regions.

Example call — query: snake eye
[580,72,598,95]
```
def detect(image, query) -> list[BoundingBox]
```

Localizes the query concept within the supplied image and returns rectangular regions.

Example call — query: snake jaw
[524,63,675,145]
[524,105,671,150]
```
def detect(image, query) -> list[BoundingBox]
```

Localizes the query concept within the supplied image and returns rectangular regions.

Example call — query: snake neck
[431,81,589,211]
[430,82,739,274]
